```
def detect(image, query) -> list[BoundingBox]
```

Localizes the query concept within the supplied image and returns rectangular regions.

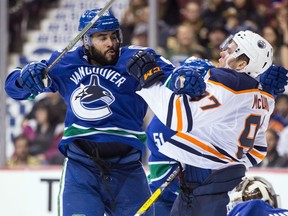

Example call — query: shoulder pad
[209,68,259,91]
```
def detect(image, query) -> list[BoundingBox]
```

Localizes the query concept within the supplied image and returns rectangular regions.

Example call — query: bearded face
[85,30,121,66]
[87,43,120,66]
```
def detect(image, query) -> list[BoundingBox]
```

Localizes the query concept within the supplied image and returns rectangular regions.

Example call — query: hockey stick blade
[42,0,116,87]
[134,166,181,216]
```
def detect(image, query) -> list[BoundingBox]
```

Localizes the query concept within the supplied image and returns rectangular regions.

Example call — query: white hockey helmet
[220,30,273,78]
[227,176,280,213]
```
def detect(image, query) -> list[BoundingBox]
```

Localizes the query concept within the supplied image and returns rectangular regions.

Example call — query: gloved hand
[259,65,288,96]
[170,66,206,98]
[181,56,215,78]
[17,60,52,95]
[126,51,165,90]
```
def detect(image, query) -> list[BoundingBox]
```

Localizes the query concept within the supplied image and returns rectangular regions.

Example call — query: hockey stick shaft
[44,0,116,75]
[134,166,181,216]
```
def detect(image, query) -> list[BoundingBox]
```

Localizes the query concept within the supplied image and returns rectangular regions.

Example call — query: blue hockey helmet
[78,9,121,46]
[181,56,215,77]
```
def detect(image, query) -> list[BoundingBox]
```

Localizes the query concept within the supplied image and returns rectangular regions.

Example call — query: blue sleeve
[227,200,276,216]
[5,68,56,100]
[5,69,32,100]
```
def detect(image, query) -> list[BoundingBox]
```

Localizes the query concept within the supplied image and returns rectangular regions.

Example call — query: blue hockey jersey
[5,45,175,156]
[146,115,179,202]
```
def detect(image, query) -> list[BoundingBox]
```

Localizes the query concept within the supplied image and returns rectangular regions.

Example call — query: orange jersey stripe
[176,132,235,163]
[249,148,266,160]
[175,97,183,131]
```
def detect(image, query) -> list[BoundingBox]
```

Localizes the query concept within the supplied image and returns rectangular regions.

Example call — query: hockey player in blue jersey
[127,30,288,216]
[146,56,214,215]
[227,176,288,216]
[4,9,177,216]
[146,116,179,216]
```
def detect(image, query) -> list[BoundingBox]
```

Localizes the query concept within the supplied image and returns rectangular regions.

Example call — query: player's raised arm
[5,60,52,100]
[127,51,208,132]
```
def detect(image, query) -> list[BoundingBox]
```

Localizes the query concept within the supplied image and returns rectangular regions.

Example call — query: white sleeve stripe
[148,161,178,165]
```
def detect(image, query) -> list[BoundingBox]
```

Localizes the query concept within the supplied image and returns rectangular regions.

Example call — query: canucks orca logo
[71,75,115,121]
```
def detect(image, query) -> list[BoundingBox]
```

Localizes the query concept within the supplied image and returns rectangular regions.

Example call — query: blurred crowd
[8,0,60,53]
[6,0,288,168]
[7,92,66,167]
[120,0,288,68]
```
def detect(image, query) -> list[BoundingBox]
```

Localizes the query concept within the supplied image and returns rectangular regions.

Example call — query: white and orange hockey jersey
[137,68,275,170]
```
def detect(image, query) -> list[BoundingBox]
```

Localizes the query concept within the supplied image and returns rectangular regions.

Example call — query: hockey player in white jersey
[227,176,288,216]
[127,30,288,216]
[146,57,214,215]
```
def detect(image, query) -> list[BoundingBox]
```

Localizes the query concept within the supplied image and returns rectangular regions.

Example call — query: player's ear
[235,60,248,71]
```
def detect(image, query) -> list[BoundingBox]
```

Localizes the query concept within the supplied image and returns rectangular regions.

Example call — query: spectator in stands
[262,25,286,67]
[277,125,288,158]
[131,23,148,47]
[180,1,206,45]
[120,0,148,46]
[181,1,202,30]
[8,0,27,53]
[201,0,229,45]
[253,0,275,30]
[222,6,260,36]
[24,92,66,126]
[42,130,64,165]
[203,24,229,64]
[269,94,288,133]
[8,0,60,53]
[271,7,288,69]
[222,7,240,35]
[25,0,59,30]
[167,23,206,66]
[7,134,41,167]
[157,0,181,27]
[122,3,171,51]
[257,128,288,168]
[228,0,260,26]
[22,100,64,165]
[130,23,167,56]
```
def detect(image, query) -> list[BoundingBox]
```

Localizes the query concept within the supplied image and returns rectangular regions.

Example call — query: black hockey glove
[126,51,165,90]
